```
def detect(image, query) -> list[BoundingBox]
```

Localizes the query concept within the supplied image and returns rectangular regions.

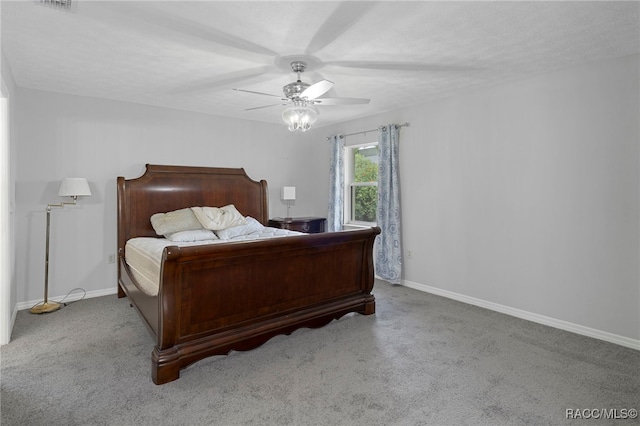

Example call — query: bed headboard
[117,164,269,248]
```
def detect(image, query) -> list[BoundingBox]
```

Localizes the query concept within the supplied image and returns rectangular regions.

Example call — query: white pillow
[191,205,247,231]
[150,208,203,236]
[215,217,265,240]
[164,229,218,242]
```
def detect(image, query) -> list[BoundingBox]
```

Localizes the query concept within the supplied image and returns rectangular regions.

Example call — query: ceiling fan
[233,61,370,131]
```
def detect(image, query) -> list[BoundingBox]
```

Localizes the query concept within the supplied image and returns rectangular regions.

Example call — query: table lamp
[281,186,296,219]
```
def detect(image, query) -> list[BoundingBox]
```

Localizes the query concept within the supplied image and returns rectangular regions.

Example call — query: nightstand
[268,217,326,233]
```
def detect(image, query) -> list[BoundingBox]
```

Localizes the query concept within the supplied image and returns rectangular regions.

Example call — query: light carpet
[1,281,638,425]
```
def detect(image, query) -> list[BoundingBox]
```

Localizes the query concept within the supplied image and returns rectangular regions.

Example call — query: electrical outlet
[108,254,116,264]
[407,249,413,259]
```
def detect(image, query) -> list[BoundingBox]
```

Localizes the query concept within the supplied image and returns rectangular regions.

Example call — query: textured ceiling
[2,1,639,128]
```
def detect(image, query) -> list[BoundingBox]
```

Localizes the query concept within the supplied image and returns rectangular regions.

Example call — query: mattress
[125,227,303,296]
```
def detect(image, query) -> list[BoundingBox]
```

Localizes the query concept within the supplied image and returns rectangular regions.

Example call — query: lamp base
[30,301,61,314]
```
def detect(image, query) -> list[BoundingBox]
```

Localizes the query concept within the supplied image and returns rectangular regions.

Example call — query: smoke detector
[38,0,76,13]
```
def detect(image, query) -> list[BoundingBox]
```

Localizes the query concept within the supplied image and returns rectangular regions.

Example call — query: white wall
[313,54,639,342]
[11,54,639,345]
[14,89,317,304]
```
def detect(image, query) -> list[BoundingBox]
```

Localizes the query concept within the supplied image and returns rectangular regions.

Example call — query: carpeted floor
[1,280,638,426]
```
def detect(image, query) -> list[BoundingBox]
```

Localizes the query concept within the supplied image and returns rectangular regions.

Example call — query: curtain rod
[326,122,410,141]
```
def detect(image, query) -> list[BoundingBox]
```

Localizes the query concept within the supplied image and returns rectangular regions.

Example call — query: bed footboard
[149,227,379,384]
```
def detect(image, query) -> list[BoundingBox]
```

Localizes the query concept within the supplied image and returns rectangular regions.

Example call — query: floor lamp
[31,178,92,314]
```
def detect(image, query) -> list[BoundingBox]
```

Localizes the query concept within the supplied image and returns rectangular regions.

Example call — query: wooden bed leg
[117,283,126,299]
[151,347,181,385]
[362,296,376,315]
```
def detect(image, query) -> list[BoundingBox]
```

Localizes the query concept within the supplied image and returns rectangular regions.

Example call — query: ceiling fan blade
[172,67,277,94]
[305,2,377,54]
[300,80,334,100]
[245,103,288,111]
[96,3,279,58]
[313,97,370,106]
[325,61,482,72]
[233,88,286,99]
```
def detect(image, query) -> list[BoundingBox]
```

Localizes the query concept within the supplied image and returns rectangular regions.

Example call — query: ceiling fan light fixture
[236,60,367,130]
[282,101,318,132]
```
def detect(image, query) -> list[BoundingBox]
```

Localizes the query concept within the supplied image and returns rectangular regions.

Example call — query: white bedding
[125,227,303,296]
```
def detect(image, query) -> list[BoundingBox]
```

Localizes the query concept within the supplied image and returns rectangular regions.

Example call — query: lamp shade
[281,186,296,201]
[58,178,92,197]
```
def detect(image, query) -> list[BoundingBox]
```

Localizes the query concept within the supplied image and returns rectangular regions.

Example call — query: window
[344,142,379,225]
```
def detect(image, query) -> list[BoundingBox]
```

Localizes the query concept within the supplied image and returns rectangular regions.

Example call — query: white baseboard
[5,304,18,345]
[16,287,118,312]
[401,279,640,351]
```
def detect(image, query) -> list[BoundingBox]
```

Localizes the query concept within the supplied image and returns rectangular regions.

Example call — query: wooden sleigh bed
[117,164,380,384]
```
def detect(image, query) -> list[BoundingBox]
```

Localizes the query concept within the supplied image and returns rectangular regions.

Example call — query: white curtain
[327,135,344,232]
[375,124,402,284]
